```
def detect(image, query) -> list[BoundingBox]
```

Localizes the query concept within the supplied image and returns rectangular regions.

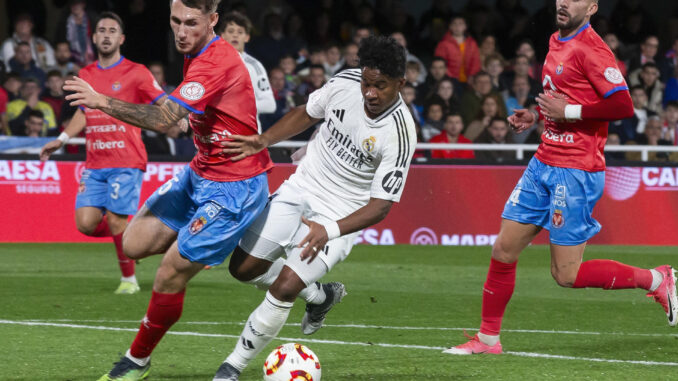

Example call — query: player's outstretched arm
[298,198,393,262]
[39,108,86,161]
[222,105,321,161]
[507,109,537,133]
[64,76,187,133]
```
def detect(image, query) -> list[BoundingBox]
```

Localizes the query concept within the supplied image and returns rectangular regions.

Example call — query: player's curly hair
[358,35,406,79]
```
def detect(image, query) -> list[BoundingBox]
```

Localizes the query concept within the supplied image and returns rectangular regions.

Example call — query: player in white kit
[218,11,275,133]
[212,35,417,381]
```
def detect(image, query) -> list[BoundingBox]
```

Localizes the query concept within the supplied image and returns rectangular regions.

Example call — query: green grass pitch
[1,243,677,380]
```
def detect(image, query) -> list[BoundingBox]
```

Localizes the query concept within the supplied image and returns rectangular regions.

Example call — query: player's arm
[221,105,321,161]
[39,108,86,161]
[537,90,633,121]
[298,198,393,262]
[63,76,187,133]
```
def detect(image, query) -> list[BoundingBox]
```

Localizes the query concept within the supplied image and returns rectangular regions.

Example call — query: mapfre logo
[410,226,497,246]
[605,167,678,201]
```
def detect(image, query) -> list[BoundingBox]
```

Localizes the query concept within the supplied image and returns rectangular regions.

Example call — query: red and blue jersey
[536,23,628,172]
[169,36,273,181]
[79,57,165,171]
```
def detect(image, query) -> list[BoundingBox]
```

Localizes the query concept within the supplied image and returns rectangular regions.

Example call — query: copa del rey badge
[180,82,205,101]
[604,67,624,84]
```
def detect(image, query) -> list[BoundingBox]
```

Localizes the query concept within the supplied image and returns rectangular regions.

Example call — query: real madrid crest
[362,136,376,153]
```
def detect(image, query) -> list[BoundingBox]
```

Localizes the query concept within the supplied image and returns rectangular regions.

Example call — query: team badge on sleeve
[180,82,205,100]
[604,67,624,84]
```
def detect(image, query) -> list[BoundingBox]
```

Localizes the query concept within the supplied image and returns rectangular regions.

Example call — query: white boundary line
[18,318,678,338]
[1,319,677,367]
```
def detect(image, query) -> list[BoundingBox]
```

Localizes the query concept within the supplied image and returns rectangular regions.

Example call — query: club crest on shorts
[362,136,376,153]
[78,182,86,193]
[189,216,207,234]
[552,209,564,228]
[556,63,564,75]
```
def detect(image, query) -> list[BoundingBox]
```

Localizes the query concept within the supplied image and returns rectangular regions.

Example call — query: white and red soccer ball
[263,343,321,381]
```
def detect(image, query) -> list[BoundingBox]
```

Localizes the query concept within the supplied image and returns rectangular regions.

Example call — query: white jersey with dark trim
[285,68,417,221]
[241,52,276,133]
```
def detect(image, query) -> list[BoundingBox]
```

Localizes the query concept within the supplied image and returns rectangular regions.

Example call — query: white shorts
[239,181,359,286]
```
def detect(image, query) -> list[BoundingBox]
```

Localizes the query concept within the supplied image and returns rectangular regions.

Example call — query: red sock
[91,215,112,237]
[573,259,652,290]
[113,233,135,278]
[479,258,517,336]
[130,290,185,358]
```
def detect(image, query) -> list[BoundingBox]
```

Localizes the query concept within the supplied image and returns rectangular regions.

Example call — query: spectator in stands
[484,53,508,93]
[464,94,507,142]
[2,72,22,101]
[40,70,65,123]
[474,117,514,162]
[296,46,326,78]
[505,55,539,96]
[610,0,656,46]
[628,35,659,74]
[631,62,664,114]
[50,41,80,77]
[611,85,656,144]
[56,0,96,68]
[1,13,55,71]
[260,67,294,131]
[478,35,502,67]
[417,0,454,53]
[279,54,300,92]
[7,42,47,87]
[434,15,480,84]
[401,83,422,126]
[405,61,422,87]
[430,113,475,159]
[460,71,496,125]
[626,116,677,162]
[338,42,359,72]
[426,78,458,115]
[603,33,627,77]
[147,61,175,93]
[249,13,300,70]
[515,40,542,81]
[421,101,444,142]
[660,37,678,83]
[295,64,326,104]
[664,63,678,106]
[322,43,342,77]
[391,31,427,84]
[504,75,533,116]
[21,109,45,137]
[0,76,7,135]
[351,26,372,45]
[6,77,56,136]
[605,132,625,161]
[416,56,455,105]
[662,101,678,145]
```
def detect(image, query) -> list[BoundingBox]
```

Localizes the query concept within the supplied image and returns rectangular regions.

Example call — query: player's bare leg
[100,242,204,381]
[123,205,177,260]
[444,219,540,355]
[74,206,106,236]
[549,242,586,287]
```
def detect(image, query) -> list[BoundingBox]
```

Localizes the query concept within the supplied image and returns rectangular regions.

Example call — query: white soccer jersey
[285,68,417,221]
[242,52,276,133]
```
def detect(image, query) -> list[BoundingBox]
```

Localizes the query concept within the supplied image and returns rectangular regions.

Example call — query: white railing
[67,138,678,162]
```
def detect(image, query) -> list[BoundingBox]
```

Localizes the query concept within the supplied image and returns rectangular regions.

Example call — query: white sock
[125,349,150,366]
[649,269,663,292]
[225,291,293,371]
[245,259,285,290]
[121,275,137,284]
[477,332,500,346]
[298,282,327,305]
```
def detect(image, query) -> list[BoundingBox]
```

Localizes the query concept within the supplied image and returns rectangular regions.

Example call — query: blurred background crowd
[1,0,678,162]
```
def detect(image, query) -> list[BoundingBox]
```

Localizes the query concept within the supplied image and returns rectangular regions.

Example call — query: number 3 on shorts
[110,182,120,200]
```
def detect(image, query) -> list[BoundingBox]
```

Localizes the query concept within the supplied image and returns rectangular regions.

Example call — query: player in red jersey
[447,0,678,355]
[63,1,272,380]
[40,12,165,295]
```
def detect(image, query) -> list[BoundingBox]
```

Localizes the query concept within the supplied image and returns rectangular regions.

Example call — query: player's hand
[297,216,328,263]
[507,109,535,133]
[177,118,189,133]
[221,134,268,161]
[64,76,107,109]
[536,91,568,121]
[39,140,63,161]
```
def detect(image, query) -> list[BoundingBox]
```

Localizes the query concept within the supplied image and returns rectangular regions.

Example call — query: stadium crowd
[1,0,678,162]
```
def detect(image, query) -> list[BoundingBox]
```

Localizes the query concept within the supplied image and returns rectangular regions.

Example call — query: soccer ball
[263,343,322,381]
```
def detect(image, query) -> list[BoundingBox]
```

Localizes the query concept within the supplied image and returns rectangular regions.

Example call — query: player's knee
[229,260,251,282]
[491,239,516,263]
[75,219,98,236]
